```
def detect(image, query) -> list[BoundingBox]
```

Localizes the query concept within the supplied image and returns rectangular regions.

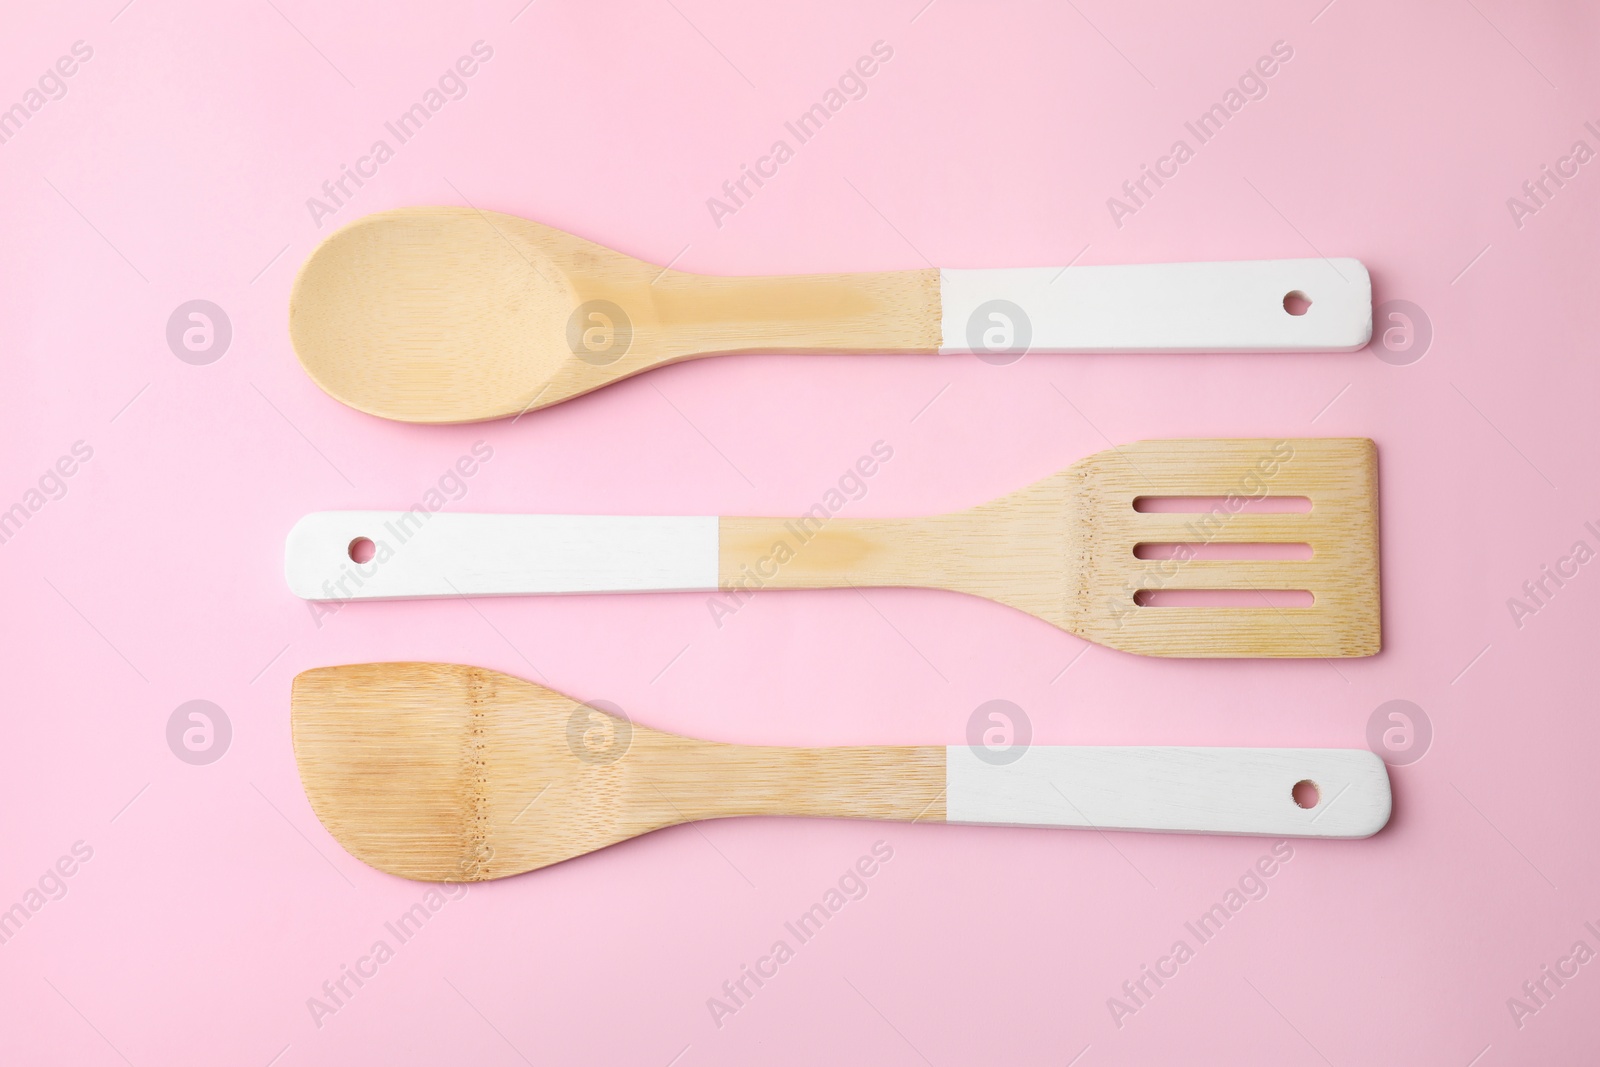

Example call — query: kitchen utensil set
[281,209,1390,880]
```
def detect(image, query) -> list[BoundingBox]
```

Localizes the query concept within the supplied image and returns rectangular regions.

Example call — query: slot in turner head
[1063,437,1380,657]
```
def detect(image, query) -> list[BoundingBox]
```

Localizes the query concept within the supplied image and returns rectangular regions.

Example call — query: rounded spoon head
[289,208,660,423]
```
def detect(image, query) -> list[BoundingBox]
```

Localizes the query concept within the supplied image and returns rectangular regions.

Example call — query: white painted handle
[284,511,718,600]
[938,258,1371,354]
[945,746,1390,838]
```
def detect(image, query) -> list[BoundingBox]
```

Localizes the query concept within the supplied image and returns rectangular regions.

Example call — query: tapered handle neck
[633,742,946,824]
[715,501,1070,623]
[649,269,941,356]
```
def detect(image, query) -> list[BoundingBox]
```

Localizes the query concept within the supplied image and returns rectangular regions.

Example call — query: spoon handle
[649,268,941,354]
[662,258,1370,355]
[937,257,1370,355]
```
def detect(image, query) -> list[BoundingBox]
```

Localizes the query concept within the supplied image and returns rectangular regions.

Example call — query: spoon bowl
[292,209,591,422]
[290,206,939,422]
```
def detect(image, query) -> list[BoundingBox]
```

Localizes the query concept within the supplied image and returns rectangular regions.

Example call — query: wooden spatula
[289,207,1372,422]
[291,663,1392,881]
[286,438,1380,658]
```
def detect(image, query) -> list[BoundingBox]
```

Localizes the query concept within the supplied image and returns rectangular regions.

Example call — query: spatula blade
[1072,438,1380,657]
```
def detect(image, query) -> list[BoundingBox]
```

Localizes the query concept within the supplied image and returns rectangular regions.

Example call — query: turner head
[1059,438,1380,657]
[291,663,677,881]
[290,208,665,423]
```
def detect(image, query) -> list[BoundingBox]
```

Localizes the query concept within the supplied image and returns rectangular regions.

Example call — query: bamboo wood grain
[292,663,944,881]
[291,207,939,423]
[718,437,1381,658]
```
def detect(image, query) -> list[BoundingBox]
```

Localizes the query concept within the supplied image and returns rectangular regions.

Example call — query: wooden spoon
[289,207,1372,422]
[286,438,1380,658]
[291,663,1393,881]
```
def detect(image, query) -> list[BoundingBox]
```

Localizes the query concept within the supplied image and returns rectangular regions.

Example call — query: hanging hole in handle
[348,537,376,564]
[1283,290,1312,316]
[1292,779,1320,808]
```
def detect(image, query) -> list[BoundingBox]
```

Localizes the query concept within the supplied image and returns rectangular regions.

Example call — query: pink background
[4,1,1598,1063]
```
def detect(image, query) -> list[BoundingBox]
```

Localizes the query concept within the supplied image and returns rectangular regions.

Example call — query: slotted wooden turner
[291,663,1393,881]
[287,438,1380,658]
[290,207,1372,422]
